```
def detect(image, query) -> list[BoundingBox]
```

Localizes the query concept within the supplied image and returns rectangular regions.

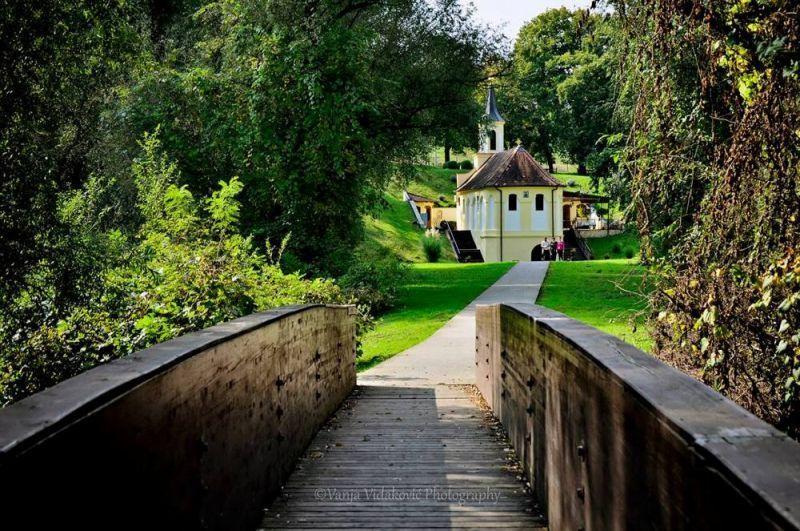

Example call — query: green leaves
[207,177,244,233]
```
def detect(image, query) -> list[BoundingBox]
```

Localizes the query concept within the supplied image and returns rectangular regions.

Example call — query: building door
[562,204,571,228]
[425,206,432,228]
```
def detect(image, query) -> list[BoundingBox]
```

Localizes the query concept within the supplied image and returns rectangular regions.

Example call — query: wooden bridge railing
[476,303,800,530]
[0,304,356,530]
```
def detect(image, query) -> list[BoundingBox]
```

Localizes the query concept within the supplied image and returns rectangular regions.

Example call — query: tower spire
[478,86,506,160]
[486,85,504,122]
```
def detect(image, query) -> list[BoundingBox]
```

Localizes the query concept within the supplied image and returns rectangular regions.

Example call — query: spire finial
[486,85,504,122]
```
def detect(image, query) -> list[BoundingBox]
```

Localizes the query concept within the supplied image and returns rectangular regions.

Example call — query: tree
[500,8,581,172]
[555,14,618,175]
[501,8,618,176]
[120,0,502,274]
[610,0,800,435]
[0,1,145,305]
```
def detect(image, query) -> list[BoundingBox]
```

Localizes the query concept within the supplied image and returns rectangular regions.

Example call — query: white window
[488,197,495,230]
[505,193,520,231]
[508,194,518,211]
[532,193,547,231]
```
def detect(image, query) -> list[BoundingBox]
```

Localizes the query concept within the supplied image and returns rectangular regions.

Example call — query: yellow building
[454,87,565,262]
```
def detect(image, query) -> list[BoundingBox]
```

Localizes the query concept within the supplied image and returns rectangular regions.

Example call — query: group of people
[540,236,565,261]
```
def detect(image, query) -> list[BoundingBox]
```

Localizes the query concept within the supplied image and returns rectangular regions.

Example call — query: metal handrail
[441,221,461,256]
[567,220,593,260]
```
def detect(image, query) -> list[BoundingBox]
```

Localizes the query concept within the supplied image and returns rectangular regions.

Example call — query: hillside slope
[361,166,459,262]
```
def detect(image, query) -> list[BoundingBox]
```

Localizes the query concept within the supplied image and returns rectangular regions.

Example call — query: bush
[624,248,635,259]
[604,253,611,259]
[443,160,460,169]
[422,235,443,262]
[459,160,473,170]
[339,251,409,315]
[0,133,344,404]
[567,179,577,187]
[612,243,622,254]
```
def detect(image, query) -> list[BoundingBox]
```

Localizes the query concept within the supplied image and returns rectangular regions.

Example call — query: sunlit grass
[358,262,514,370]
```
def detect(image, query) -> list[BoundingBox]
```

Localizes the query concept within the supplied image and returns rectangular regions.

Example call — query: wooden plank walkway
[260,385,546,530]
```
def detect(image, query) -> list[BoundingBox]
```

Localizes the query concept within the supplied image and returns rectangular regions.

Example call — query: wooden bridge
[2,264,800,530]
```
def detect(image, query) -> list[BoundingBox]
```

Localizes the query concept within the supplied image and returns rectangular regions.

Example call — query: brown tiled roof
[406,191,438,204]
[563,190,609,203]
[457,146,562,191]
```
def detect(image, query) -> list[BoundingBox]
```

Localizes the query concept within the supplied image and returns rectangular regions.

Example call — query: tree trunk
[546,152,555,173]
[578,162,587,175]
[444,143,451,162]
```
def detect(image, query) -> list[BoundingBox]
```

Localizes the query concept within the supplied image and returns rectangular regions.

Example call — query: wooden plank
[260,384,546,529]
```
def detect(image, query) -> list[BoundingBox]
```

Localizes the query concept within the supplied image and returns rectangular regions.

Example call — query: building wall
[430,207,456,227]
[456,186,563,262]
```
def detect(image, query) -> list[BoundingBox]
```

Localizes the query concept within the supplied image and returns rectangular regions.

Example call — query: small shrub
[339,251,408,315]
[612,243,622,254]
[443,160,460,169]
[604,253,611,259]
[624,248,635,259]
[567,179,576,187]
[422,235,443,262]
[460,160,473,170]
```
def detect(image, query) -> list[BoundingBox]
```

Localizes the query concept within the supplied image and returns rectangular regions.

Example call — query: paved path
[261,262,549,530]
[359,262,549,387]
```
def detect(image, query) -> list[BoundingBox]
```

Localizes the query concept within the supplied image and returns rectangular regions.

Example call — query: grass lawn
[362,191,456,263]
[537,259,653,352]
[587,231,641,260]
[553,172,596,192]
[361,165,462,263]
[406,166,458,205]
[358,262,514,371]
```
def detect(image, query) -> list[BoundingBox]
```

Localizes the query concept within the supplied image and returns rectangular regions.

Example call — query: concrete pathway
[359,261,549,387]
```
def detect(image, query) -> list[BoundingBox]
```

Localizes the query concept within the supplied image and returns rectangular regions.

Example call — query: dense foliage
[0,134,342,403]
[611,0,800,435]
[0,0,499,403]
[121,0,501,275]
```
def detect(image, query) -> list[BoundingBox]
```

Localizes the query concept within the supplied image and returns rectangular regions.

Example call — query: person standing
[556,237,565,261]
[541,237,550,261]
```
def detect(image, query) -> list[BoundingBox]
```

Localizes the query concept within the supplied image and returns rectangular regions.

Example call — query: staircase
[442,221,483,263]
[563,223,593,260]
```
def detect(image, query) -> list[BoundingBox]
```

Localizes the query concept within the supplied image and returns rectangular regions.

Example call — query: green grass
[405,166,459,206]
[553,172,596,192]
[361,165,459,263]
[587,231,641,260]
[537,259,653,352]
[358,262,514,371]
